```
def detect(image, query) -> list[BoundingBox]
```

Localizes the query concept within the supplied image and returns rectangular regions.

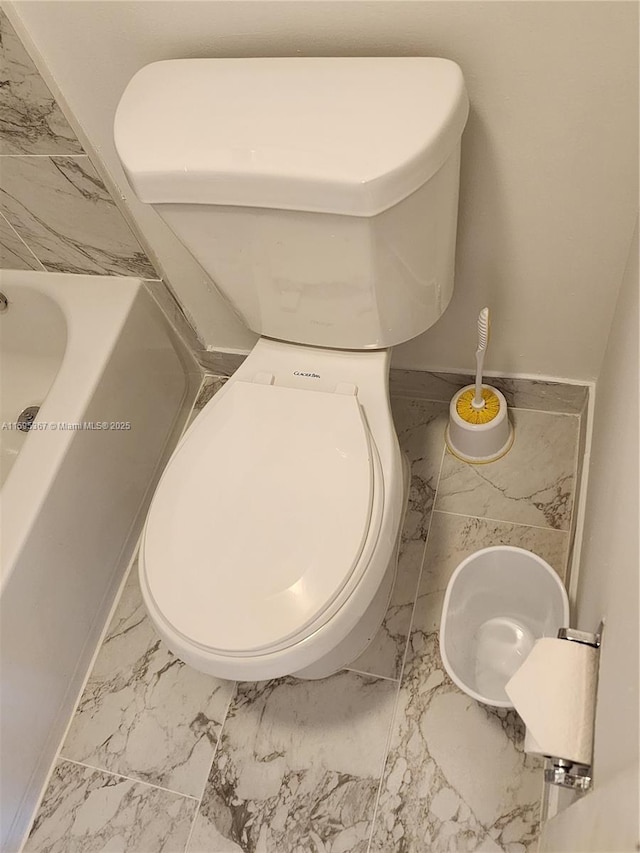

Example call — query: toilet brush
[445,307,514,463]
[455,307,500,424]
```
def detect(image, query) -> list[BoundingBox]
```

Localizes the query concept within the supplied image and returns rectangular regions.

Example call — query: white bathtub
[0,271,198,851]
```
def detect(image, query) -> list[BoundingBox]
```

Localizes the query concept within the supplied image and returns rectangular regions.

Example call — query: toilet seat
[140,379,385,660]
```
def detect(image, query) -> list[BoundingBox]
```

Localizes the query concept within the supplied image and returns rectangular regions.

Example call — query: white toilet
[114,57,469,680]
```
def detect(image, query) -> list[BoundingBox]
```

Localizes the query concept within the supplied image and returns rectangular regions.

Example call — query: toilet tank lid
[114,57,469,217]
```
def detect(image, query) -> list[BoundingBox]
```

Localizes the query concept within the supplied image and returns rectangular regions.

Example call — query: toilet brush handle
[472,308,490,409]
[473,350,485,409]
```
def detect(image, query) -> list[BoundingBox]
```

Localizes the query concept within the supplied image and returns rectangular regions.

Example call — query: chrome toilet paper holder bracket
[543,623,602,792]
[544,757,592,791]
[556,626,602,648]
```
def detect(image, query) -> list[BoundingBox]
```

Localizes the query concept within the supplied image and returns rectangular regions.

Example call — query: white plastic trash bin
[440,546,569,707]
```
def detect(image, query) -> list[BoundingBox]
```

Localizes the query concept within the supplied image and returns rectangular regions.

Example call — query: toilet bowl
[139,338,408,680]
[440,546,569,707]
[114,57,469,679]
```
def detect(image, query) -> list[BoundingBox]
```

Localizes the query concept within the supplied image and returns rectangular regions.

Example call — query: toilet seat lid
[142,380,376,654]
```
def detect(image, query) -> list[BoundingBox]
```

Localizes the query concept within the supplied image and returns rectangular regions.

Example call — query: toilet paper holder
[543,624,602,792]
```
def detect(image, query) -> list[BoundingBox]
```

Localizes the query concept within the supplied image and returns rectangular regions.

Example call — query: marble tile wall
[0,10,156,278]
[24,378,580,853]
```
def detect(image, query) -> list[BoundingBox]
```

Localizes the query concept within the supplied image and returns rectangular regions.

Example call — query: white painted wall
[6,1,638,380]
[541,217,639,851]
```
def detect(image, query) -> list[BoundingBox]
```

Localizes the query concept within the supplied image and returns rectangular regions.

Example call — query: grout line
[507,407,581,418]
[343,667,400,684]
[183,681,239,853]
[431,508,571,535]
[365,443,446,853]
[567,384,596,613]
[0,210,47,271]
[365,667,404,853]
[56,757,199,802]
[390,393,452,405]
[431,440,449,514]
[561,403,584,591]
[0,153,88,158]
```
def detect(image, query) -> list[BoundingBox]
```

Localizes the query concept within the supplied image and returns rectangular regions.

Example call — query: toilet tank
[114,58,469,349]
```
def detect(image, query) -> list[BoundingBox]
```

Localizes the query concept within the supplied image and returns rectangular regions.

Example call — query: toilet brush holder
[446,383,514,463]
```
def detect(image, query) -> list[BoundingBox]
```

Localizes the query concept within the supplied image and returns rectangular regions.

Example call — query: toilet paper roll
[523,729,544,755]
[505,637,598,766]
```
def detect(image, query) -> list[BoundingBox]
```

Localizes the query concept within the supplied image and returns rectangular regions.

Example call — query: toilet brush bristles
[456,387,501,424]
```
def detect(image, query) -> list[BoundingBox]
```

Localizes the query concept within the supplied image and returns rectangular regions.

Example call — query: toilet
[114,57,469,680]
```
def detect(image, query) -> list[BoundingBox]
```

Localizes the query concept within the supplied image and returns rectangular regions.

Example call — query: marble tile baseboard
[194,375,229,412]
[390,368,589,414]
[195,357,589,416]
[197,349,248,376]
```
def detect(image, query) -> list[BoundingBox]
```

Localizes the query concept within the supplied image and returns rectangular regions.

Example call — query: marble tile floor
[24,390,579,853]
